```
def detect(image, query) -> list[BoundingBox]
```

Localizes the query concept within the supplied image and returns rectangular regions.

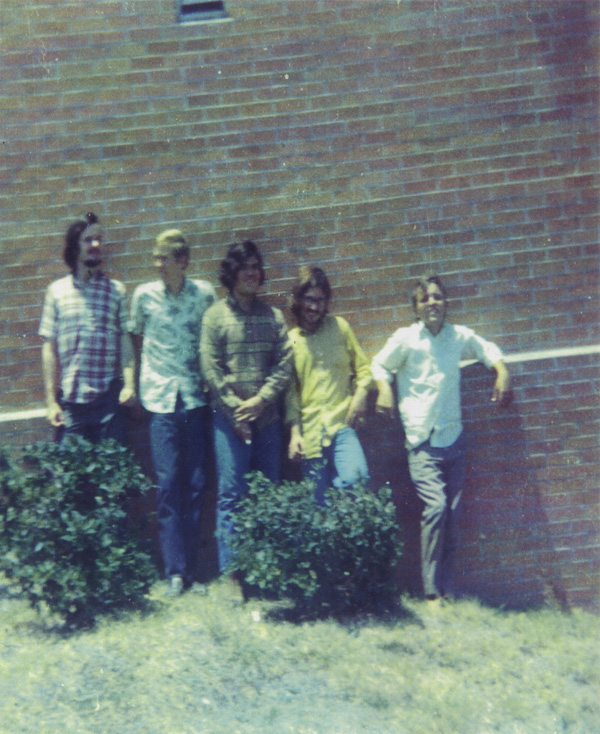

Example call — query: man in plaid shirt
[39,212,135,443]
[201,240,293,579]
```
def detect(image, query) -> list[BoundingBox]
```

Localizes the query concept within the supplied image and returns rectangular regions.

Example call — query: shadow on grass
[245,583,425,628]
[1,579,164,637]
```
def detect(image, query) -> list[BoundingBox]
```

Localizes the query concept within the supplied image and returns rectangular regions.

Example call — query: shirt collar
[418,320,449,338]
[72,271,105,288]
[160,276,187,298]
[227,291,259,314]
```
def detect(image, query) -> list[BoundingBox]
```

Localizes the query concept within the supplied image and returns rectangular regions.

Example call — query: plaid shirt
[201,294,293,429]
[39,273,128,404]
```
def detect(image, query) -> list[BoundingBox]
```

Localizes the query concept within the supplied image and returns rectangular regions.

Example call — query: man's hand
[288,424,305,461]
[375,380,395,419]
[118,385,137,407]
[46,400,64,428]
[234,420,252,444]
[491,361,510,406]
[345,387,368,427]
[234,395,266,424]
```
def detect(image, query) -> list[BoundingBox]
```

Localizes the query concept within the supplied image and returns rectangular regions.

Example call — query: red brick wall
[1,0,598,608]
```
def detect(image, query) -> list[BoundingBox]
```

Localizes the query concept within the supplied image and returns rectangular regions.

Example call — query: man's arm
[118,333,136,407]
[375,379,396,420]
[288,421,305,461]
[41,339,64,427]
[372,329,405,420]
[491,360,510,405]
[233,310,293,425]
[341,319,373,426]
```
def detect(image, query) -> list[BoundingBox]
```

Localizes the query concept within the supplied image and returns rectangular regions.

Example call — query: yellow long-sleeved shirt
[285,314,373,459]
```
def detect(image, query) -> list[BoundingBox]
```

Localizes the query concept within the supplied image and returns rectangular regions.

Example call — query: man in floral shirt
[129,230,216,595]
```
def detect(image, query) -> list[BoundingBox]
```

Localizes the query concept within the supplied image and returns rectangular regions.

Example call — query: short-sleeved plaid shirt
[39,273,128,404]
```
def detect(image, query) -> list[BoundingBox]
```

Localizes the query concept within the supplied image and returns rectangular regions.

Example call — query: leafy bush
[229,473,402,618]
[0,437,157,627]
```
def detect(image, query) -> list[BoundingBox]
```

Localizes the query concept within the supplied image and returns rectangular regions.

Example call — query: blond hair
[155,229,189,261]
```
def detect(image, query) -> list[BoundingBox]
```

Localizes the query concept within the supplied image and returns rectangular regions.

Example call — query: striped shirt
[201,294,293,428]
[39,273,128,404]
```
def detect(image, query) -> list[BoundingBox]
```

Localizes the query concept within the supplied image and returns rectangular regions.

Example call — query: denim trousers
[212,409,282,573]
[407,431,466,598]
[60,378,126,445]
[149,400,209,582]
[302,426,369,505]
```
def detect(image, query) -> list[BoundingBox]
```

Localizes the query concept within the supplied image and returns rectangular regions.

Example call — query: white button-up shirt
[129,278,216,413]
[372,321,503,448]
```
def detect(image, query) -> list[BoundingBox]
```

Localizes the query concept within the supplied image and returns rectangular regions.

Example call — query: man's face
[299,286,329,333]
[154,248,187,288]
[233,256,262,299]
[77,224,103,271]
[415,282,446,335]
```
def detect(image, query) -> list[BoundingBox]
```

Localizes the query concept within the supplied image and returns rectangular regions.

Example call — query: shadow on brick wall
[458,364,570,611]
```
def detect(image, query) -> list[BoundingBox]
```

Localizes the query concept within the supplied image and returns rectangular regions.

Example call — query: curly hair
[219,240,265,291]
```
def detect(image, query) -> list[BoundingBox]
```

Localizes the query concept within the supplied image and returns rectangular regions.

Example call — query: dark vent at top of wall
[179,1,227,22]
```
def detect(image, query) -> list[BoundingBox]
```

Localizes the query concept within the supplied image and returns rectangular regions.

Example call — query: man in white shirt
[372,275,510,602]
[129,230,216,595]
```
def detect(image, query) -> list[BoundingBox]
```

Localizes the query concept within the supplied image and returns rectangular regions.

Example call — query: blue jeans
[212,409,282,573]
[302,426,369,505]
[150,400,209,583]
[407,432,466,598]
[60,379,126,445]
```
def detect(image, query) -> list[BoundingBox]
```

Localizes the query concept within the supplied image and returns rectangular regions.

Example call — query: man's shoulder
[188,279,217,298]
[330,314,351,332]
[442,323,474,339]
[390,321,421,340]
[105,275,126,295]
[132,279,162,299]
[203,296,229,320]
[47,274,73,293]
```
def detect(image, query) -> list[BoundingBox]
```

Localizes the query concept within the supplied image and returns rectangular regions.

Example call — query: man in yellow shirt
[286,266,374,504]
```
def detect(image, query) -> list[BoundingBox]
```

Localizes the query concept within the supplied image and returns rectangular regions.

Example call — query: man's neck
[232,291,256,312]
[75,266,102,283]
[164,274,186,295]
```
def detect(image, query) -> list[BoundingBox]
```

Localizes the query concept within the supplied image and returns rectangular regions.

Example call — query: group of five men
[40,213,509,601]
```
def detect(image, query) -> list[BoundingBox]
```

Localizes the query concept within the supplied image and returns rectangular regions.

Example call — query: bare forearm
[41,341,59,406]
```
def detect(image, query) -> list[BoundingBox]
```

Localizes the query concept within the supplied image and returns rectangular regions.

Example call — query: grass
[0,578,598,734]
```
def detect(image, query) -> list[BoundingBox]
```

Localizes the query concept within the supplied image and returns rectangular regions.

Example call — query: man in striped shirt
[39,212,135,444]
[201,240,293,577]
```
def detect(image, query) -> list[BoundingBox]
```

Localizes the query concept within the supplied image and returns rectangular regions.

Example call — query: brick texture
[0,0,598,608]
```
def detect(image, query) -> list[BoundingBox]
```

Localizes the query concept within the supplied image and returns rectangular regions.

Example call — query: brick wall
[1,0,598,608]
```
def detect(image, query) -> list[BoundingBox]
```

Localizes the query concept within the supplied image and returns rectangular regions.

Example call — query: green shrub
[0,437,157,628]
[229,473,402,618]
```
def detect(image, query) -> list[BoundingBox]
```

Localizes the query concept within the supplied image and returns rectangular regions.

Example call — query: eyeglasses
[302,296,327,306]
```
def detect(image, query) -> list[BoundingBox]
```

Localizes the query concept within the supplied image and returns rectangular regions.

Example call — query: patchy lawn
[0,579,598,734]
